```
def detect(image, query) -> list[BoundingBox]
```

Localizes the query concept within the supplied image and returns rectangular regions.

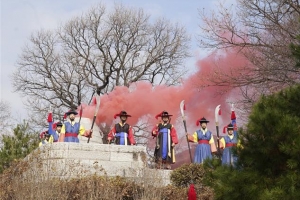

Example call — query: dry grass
[0,146,214,200]
[0,159,188,200]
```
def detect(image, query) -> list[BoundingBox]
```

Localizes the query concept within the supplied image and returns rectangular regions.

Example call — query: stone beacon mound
[24,143,171,186]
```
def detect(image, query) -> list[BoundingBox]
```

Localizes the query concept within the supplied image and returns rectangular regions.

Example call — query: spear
[78,104,83,124]
[215,105,221,159]
[88,89,96,105]
[87,89,101,143]
[180,100,193,163]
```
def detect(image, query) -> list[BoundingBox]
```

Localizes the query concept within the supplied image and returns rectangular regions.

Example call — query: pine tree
[205,85,300,200]
[290,34,300,68]
[0,122,39,173]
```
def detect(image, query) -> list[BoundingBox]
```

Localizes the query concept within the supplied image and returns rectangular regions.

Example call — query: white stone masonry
[24,143,171,186]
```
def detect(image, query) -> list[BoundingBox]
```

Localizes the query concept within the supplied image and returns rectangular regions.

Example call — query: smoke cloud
[79,49,248,137]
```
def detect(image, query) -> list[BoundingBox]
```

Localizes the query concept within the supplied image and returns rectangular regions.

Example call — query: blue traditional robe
[192,129,214,164]
[221,133,238,166]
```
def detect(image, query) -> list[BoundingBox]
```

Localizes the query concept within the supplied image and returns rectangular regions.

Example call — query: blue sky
[0,0,226,121]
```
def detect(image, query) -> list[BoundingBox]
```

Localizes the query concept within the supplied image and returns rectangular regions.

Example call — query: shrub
[171,163,214,199]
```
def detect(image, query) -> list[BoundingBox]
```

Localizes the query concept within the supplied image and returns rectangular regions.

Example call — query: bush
[171,163,214,199]
[0,122,39,173]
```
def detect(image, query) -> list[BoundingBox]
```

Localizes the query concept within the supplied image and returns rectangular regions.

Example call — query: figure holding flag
[52,121,63,141]
[187,117,216,164]
[152,111,178,169]
[47,110,60,142]
[220,104,239,167]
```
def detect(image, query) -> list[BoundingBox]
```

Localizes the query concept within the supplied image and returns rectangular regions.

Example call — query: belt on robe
[65,133,78,137]
[198,140,209,144]
[226,143,237,147]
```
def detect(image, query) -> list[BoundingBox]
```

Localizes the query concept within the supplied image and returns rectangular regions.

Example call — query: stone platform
[24,143,171,186]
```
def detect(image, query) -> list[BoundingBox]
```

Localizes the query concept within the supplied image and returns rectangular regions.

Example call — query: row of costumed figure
[39,101,239,169]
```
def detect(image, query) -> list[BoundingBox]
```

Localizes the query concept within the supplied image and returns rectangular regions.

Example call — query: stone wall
[24,143,171,186]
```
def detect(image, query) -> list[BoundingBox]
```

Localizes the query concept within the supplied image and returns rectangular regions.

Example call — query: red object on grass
[188,184,197,200]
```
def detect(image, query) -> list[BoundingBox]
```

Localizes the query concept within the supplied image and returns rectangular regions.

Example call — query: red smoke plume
[78,49,248,136]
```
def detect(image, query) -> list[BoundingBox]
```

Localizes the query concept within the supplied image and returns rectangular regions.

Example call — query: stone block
[23,143,171,187]
[50,142,70,150]
[109,145,145,153]
[50,149,68,159]
[93,144,111,152]
[110,152,134,162]
[67,149,111,161]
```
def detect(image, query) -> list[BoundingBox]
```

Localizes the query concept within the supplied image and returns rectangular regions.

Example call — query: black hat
[56,122,63,127]
[223,123,234,133]
[155,111,173,119]
[227,123,234,130]
[196,117,209,126]
[66,110,78,116]
[114,110,132,119]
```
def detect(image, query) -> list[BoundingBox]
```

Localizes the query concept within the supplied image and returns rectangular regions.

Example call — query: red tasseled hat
[188,184,197,200]
[39,131,45,139]
[52,121,63,129]
[223,123,234,133]
[39,131,50,139]
[155,111,173,119]
[223,125,228,133]
[114,111,132,119]
[196,117,209,126]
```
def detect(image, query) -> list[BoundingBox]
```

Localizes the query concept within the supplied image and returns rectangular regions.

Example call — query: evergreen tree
[0,122,39,173]
[205,84,300,200]
[290,34,300,68]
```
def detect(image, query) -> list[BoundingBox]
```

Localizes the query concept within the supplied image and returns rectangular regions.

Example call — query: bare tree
[198,0,300,111]
[13,3,190,127]
[0,101,12,134]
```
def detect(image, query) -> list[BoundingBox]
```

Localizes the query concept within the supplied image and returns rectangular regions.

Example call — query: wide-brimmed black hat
[155,111,173,119]
[52,121,63,129]
[56,121,63,127]
[227,123,234,130]
[196,117,209,126]
[114,110,132,119]
[66,110,78,116]
[223,123,235,133]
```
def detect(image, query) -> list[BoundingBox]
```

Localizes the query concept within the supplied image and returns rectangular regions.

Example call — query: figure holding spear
[186,116,217,164]
[220,103,239,167]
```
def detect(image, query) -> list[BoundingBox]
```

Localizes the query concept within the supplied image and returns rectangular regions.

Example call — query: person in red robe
[152,111,178,170]
[107,111,136,145]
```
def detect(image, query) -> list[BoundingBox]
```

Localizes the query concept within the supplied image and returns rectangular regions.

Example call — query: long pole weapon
[215,105,221,159]
[78,104,83,124]
[88,89,96,105]
[180,100,193,163]
[87,90,101,143]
